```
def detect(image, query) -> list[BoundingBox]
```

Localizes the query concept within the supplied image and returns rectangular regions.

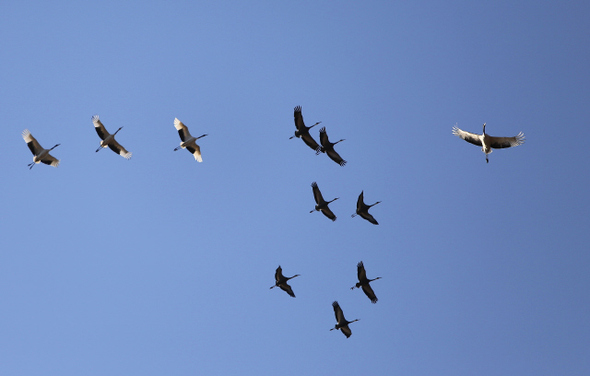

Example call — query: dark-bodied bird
[270,266,300,298]
[330,301,359,338]
[452,123,524,163]
[310,182,339,221]
[317,127,346,166]
[290,106,321,153]
[92,115,132,159]
[22,129,60,169]
[173,118,208,162]
[351,261,381,303]
[351,191,381,225]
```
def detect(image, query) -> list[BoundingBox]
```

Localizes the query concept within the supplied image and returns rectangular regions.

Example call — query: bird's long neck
[328,197,339,204]
[369,277,382,282]
[482,123,487,135]
[49,144,60,151]
[334,139,345,145]
[114,127,123,135]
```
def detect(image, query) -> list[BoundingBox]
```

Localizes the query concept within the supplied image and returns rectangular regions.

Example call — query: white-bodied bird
[22,129,60,169]
[173,118,208,162]
[452,123,524,163]
[92,115,132,159]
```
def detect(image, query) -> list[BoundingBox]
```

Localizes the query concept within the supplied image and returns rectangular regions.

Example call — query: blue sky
[1,1,589,375]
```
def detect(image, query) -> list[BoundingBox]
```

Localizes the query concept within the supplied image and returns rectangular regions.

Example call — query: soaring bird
[92,115,132,159]
[351,261,381,304]
[173,118,208,162]
[270,266,300,298]
[330,301,359,338]
[290,106,321,152]
[310,182,339,221]
[318,127,346,166]
[351,191,381,225]
[452,123,524,163]
[22,129,60,169]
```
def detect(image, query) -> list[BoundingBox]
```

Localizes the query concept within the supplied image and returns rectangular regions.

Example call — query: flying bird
[92,115,132,159]
[452,123,524,163]
[270,266,300,298]
[330,301,359,338]
[351,261,381,303]
[22,129,60,169]
[318,127,346,166]
[310,182,339,221]
[351,191,381,225]
[173,118,208,162]
[290,106,321,153]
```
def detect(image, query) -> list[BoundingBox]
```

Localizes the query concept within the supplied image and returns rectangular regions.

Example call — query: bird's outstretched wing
[311,182,324,205]
[174,118,193,142]
[332,301,344,322]
[357,262,367,281]
[452,126,482,146]
[361,284,378,304]
[279,283,296,298]
[22,129,43,155]
[92,115,110,140]
[489,133,525,149]
[327,149,346,166]
[321,206,337,221]
[108,139,132,159]
[360,211,378,225]
[294,106,304,130]
[186,143,202,162]
[274,266,283,283]
[41,154,60,167]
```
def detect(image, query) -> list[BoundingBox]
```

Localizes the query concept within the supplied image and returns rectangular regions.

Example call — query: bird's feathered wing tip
[173,118,184,130]
[122,151,132,160]
[515,132,525,145]
[91,115,100,123]
[21,129,32,140]
[45,158,60,167]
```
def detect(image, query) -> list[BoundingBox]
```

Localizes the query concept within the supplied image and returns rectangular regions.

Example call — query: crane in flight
[173,118,208,162]
[452,123,524,163]
[330,301,359,338]
[22,129,60,169]
[92,115,132,159]
[270,266,300,298]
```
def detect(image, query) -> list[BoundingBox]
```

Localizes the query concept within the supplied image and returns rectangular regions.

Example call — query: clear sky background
[1,1,589,375]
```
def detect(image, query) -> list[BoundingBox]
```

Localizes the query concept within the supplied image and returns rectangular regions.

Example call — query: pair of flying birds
[22,116,206,169]
[311,182,381,224]
[271,262,381,338]
[290,106,347,166]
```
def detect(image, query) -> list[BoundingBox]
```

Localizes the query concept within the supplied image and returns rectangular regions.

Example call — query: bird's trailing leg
[28,162,35,170]
[96,145,103,153]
